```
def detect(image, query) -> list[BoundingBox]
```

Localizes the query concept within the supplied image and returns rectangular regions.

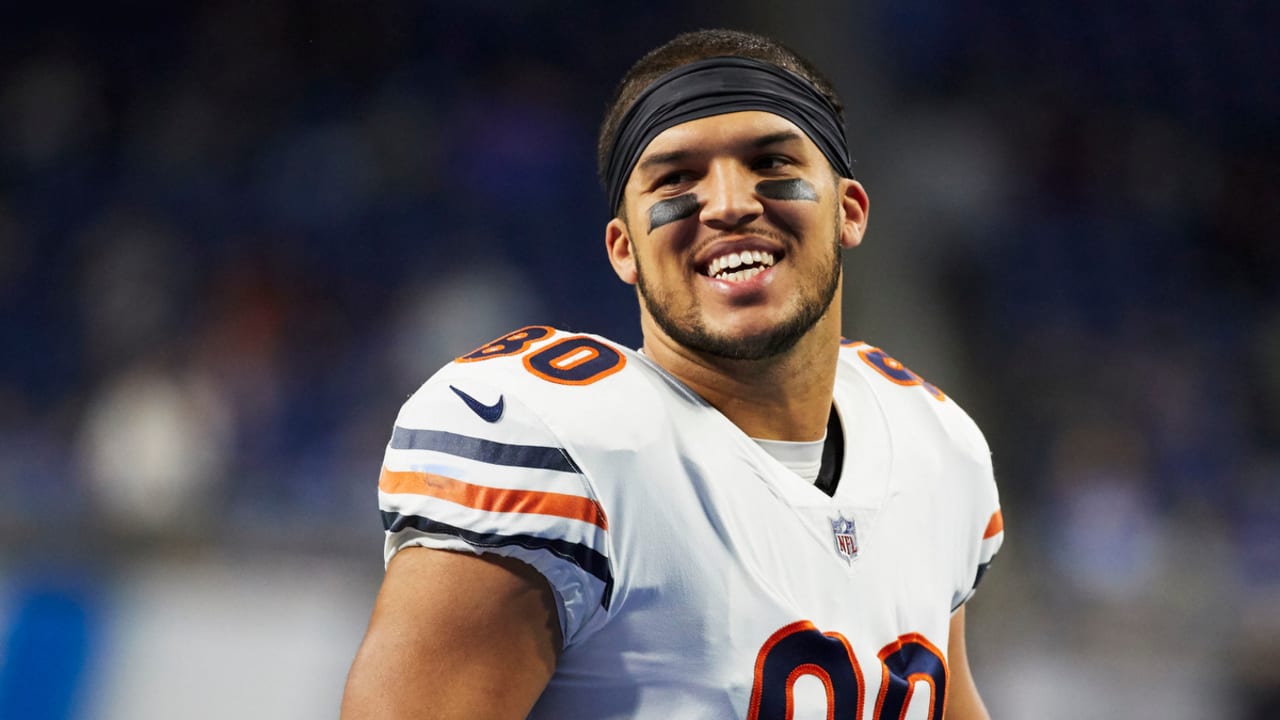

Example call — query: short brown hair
[596,29,845,193]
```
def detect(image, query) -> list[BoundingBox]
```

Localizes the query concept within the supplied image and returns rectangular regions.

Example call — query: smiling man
[343,29,1003,720]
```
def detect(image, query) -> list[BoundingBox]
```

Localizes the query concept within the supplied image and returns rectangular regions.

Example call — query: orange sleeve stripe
[379,467,608,530]
[983,509,1004,539]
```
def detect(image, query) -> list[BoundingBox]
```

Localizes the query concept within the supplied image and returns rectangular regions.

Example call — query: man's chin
[666,318,810,362]
[639,271,837,362]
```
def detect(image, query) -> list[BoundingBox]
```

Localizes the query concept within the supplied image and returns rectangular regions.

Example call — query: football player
[343,29,1003,720]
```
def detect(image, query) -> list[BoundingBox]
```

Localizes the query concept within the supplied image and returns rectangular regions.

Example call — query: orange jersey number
[458,326,626,386]
[857,346,946,401]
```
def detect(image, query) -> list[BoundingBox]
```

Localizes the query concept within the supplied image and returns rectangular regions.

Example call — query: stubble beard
[634,215,844,362]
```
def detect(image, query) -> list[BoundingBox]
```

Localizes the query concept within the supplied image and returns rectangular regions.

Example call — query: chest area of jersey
[604,450,956,720]
[708,474,950,636]
[620,430,955,633]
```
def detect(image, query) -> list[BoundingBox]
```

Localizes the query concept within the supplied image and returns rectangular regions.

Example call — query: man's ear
[605,217,638,285]
[838,179,870,249]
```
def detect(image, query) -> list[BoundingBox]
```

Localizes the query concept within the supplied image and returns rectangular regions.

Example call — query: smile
[703,250,777,282]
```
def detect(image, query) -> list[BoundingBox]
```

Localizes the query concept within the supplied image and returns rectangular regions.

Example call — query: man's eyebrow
[753,130,804,148]
[637,150,690,172]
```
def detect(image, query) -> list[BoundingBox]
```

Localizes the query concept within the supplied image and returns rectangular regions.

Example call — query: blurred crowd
[0,1,1275,717]
[1,2,703,544]
[872,1,1279,713]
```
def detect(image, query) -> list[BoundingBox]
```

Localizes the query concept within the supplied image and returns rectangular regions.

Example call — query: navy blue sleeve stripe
[382,510,613,610]
[390,426,580,473]
[972,558,994,591]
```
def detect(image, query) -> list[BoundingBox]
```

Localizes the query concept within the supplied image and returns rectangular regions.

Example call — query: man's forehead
[637,111,810,162]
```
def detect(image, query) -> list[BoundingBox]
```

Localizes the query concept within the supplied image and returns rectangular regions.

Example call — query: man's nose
[698,161,763,230]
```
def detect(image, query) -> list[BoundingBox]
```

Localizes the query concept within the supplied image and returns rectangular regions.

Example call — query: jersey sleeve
[839,340,1005,612]
[377,372,613,648]
[947,415,1004,612]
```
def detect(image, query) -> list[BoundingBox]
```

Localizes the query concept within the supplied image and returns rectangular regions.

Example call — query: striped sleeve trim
[983,504,1003,566]
[390,427,580,473]
[382,510,614,610]
[379,467,608,530]
[972,509,1005,590]
[982,508,1004,539]
[977,509,1004,571]
[953,508,1005,611]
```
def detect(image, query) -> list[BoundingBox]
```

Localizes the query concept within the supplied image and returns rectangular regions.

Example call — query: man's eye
[753,155,790,171]
[657,171,692,187]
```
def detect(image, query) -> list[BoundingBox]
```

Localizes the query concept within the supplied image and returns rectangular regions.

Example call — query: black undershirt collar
[814,404,844,496]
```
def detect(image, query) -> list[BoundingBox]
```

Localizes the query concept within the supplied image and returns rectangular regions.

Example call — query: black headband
[605,56,854,215]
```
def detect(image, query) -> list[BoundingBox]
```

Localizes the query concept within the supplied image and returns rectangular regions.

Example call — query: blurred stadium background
[0,1,1275,718]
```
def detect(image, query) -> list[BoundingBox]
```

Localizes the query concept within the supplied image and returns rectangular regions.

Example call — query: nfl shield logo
[831,514,859,563]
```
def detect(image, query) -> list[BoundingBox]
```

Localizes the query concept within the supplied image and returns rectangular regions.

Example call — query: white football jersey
[378,326,1003,719]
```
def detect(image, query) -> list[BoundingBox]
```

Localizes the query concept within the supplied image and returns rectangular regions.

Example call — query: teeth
[706,250,776,278]
[719,266,765,283]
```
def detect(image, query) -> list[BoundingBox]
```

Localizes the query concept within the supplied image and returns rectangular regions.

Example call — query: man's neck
[641,314,840,442]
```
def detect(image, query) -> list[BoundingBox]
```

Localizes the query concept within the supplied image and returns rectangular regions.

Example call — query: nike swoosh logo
[449,385,504,423]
